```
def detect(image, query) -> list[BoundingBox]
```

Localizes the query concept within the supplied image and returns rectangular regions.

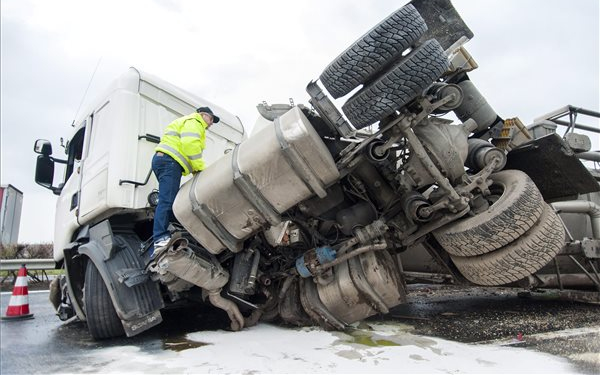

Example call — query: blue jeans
[152,153,183,244]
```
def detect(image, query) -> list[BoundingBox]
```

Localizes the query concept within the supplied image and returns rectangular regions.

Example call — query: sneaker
[154,237,171,249]
[146,238,169,270]
[152,237,171,258]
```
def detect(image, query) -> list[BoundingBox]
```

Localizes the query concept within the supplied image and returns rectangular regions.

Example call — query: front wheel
[84,261,125,339]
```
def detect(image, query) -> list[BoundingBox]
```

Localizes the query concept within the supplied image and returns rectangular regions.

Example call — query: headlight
[148,190,159,207]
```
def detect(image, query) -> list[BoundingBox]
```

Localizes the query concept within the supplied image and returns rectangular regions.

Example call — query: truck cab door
[53,122,89,254]
[77,104,112,222]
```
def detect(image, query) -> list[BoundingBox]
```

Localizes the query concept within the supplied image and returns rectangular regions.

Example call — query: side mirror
[35,155,61,195]
[34,139,53,155]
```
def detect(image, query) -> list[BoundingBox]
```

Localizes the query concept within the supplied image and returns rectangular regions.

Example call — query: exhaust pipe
[551,200,600,239]
[154,238,229,290]
[208,290,245,331]
[153,238,245,330]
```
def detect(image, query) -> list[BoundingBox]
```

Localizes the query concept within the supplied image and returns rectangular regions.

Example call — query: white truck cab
[35,68,245,262]
[34,68,245,337]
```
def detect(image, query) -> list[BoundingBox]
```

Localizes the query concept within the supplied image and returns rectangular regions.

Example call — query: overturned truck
[35,0,599,339]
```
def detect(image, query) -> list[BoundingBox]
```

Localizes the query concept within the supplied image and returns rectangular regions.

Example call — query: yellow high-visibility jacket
[155,113,208,175]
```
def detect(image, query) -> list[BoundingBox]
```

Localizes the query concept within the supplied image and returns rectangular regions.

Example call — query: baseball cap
[196,106,220,123]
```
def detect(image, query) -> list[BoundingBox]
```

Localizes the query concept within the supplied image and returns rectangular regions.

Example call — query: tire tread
[434,170,545,256]
[451,204,566,286]
[84,261,125,339]
[320,4,427,99]
[342,39,449,129]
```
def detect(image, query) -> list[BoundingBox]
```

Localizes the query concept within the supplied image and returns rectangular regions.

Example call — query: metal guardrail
[0,259,56,271]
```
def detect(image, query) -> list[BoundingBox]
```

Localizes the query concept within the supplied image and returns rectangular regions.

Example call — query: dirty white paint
[79,323,577,374]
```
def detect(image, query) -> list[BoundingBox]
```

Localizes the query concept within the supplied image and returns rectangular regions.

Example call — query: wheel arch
[78,239,125,318]
[65,220,165,337]
[61,225,92,322]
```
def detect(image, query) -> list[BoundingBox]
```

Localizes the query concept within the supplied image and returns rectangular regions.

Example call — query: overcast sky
[1,0,599,244]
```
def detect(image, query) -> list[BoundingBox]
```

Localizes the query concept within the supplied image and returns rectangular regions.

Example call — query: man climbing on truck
[151,106,220,259]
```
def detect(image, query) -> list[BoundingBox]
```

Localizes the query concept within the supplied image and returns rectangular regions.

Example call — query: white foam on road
[79,322,577,374]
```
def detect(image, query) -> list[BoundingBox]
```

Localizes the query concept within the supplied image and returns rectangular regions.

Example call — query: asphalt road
[386,285,600,373]
[1,285,598,374]
[0,290,231,374]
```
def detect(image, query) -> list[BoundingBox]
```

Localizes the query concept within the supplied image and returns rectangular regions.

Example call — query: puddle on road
[346,331,400,347]
[162,335,209,352]
[332,321,443,358]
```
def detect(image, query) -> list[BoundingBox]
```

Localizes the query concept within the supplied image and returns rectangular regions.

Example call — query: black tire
[84,261,125,339]
[433,170,545,256]
[451,203,566,286]
[342,39,449,129]
[319,4,427,99]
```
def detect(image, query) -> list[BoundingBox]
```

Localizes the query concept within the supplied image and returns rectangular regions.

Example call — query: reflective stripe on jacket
[155,113,208,175]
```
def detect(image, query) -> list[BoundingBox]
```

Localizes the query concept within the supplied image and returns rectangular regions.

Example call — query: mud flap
[505,134,599,201]
[411,0,474,50]
[78,221,164,337]
[121,310,162,337]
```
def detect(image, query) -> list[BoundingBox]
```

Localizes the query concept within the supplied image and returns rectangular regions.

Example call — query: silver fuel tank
[173,107,340,254]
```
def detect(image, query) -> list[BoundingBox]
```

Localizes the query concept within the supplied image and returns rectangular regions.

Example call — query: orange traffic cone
[1,264,34,320]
